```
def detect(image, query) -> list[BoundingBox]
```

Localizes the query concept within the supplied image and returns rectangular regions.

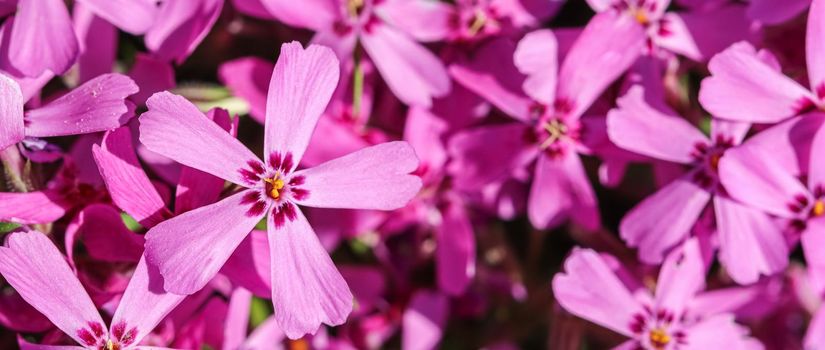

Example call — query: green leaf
[255,218,267,231]
[0,222,20,233]
[249,296,272,328]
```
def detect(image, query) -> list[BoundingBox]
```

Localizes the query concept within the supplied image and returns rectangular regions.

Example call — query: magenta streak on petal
[271,202,298,228]
[239,160,266,186]
[241,191,267,218]
[268,151,295,173]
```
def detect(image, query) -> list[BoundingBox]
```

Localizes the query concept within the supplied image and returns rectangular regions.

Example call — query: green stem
[352,46,364,121]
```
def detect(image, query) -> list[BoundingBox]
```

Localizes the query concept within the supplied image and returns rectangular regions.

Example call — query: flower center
[264,174,286,200]
[347,0,365,18]
[632,8,650,24]
[103,339,120,350]
[812,200,825,217]
[648,328,671,349]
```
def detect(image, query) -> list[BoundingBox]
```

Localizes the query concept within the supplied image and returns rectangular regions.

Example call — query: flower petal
[268,208,353,339]
[144,0,223,64]
[448,39,531,121]
[0,231,103,346]
[0,72,24,150]
[361,24,450,107]
[805,306,825,350]
[402,290,448,350]
[24,74,137,137]
[140,91,263,187]
[556,12,645,119]
[73,4,117,85]
[528,153,600,231]
[447,123,537,190]
[698,41,814,123]
[221,230,272,298]
[719,142,809,218]
[654,238,706,316]
[241,316,285,349]
[144,190,264,294]
[552,247,642,337]
[809,0,825,97]
[514,29,558,105]
[223,288,252,350]
[69,204,145,263]
[258,0,337,31]
[8,0,78,76]
[715,196,788,284]
[683,314,757,350]
[747,0,810,25]
[294,141,422,210]
[808,113,825,191]
[93,127,171,228]
[376,0,452,42]
[436,198,475,296]
[0,190,68,224]
[111,257,187,347]
[620,172,711,263]
[608,86,708,164]
[75,0,158,34]
[218,56,273,124]
[264,42,339,165]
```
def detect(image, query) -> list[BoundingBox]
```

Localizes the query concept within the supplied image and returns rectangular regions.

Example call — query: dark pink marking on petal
[794,97,818,114]
[816,83,825,100]
[248,160,265,174]
[89,322,105,338]
[289,175,305,186]
[112,322,126,339]
[77,328,97,346]
[268,152,283,170]
[291,188,309,201]
[272,207,286,228]
[241,191,261,205]
[281,152,294,172]
[282,202,297,221]
[121,327,138,346]
[246,201,267,217]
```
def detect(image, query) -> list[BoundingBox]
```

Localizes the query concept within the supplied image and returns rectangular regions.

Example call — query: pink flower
[553,238,761,349]
[139,42,422,339]
[0,230,184,349]
[448,12,645,230]
[719,113,825,280]
[699,0,825,124]
[257,0,451,107]
[607,85,788,283]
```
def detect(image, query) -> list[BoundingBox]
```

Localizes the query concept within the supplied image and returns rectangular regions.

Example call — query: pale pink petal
[737,113,822,178]
[72,4,117,85]
[240,316,285,350]
[221,231,272,298]
[75,0,158,34]
[268,208,353,339]
[294,141,421,210]
[144,190,264,294]
[715,196,788,284]
[802,219,825,270]
[436,198,475,296]
[655,13,702,61]
[376,0,452,42]
[620,173,711,263]
[0,231,103,346]
[223,288,252,350]
[699,42,814,123]
[719,144,809,218]
[654,238,705,315]
[556,12,645,119]
[608,86,708,163]
[18,339,85,350]
[140,91,263,187]
[492,0,564,27]
[747,0,810,24]
[311,30,357,64]
[361,24,450,108]
[0,72,24,150]
[70,204,145,263]
[448,39,531,121]
[218,56,273,124]
[174,108,236,215]
[8,0,78,76]
[710,119,751,145]
[112,258,187,347]
[514,29,557,104]
[585,0,613,11]
[447,123,537,190]
[809,0,825,95]
[683,314,757,350]
[0,190,68,224]
[264,42,339,164]
[402,290,448,350]
[259,0,337,31]
[24,74,137,137]
[552,248,642,337]
[805,307,825,350]
[528,153,600,231]
[144,0,224,64]
[93,127,171,228]
[404,107,449,174]
[809,113,825,191]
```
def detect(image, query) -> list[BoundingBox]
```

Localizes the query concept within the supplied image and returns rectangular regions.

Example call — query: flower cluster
[0,0,823,349]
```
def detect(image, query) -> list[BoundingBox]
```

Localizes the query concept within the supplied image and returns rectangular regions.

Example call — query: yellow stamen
[468,9,487,36]
[105,340,116,350]
[813,200,825,217]
[264,176,285,199]
[709,153,721,171]
[347,0,364,18]
[633,9,649,24]
[648,328,671,349]
[540,120,568,149]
